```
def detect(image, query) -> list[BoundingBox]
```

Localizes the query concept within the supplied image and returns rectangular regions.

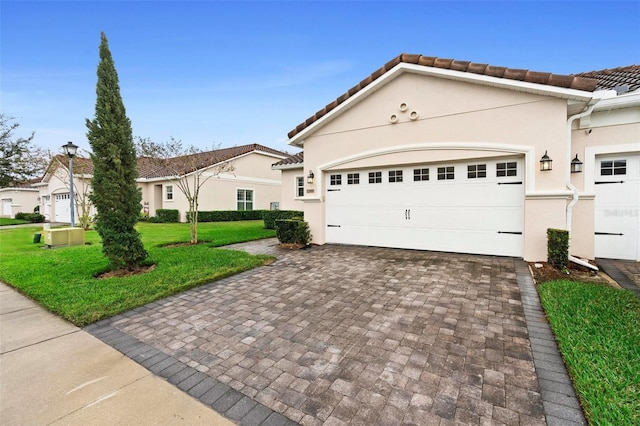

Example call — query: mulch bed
[97,264,156,279]
[529,260,613,286]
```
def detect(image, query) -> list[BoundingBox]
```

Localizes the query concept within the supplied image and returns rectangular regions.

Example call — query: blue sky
[2,1,639,156]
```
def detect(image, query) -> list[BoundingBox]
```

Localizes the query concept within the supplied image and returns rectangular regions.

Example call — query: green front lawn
[0,221,275,325]
[538,280,640,425]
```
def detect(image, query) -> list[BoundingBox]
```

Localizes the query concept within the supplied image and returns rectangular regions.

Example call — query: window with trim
[237,189,254,211]
[296,176,304,197]
[601,160,626,176]
[468,164,487,179]
[330,174,342,186]
[369,171,382,184]
[496,162,517,177]
[347,173,360,185]
[437,166,454,180]
[389,170,403,183]
[414,168,429,181]
[166,185,174,200]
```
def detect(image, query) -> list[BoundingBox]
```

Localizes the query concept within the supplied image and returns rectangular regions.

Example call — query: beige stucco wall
[278,168,305,211]
[0,189,39,218]
[295,71,593,261]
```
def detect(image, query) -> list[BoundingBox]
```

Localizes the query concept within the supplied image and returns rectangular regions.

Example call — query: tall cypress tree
[86,32,147,270]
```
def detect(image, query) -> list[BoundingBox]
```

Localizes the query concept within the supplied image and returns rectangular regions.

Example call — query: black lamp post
[62,141,78,227]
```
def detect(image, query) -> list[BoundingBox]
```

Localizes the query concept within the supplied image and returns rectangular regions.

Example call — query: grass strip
[0,221,275,325]
[0,218,29,226]
[538,280,640,425]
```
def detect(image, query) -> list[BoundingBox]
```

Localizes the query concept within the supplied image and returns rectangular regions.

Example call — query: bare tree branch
[136,136,235,243]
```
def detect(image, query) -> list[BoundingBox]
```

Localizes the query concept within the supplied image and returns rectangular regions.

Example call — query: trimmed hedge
[187,210,266,223]
[275,219,311,245]
[547,228,569,270]
[262,210,303,229]
[14,212,45,223]
[153,209,180,223]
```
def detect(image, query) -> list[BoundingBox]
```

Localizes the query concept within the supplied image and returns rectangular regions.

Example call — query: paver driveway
[91,241,547,425]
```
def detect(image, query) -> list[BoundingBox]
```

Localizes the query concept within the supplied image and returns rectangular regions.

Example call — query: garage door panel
[326,158,524,257]
[594,153,640,260]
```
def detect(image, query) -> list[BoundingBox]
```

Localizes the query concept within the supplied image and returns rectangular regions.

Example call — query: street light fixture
[62,141,79,227]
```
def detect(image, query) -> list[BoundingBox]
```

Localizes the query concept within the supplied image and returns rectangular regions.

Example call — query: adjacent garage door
[595,153,640,261]
[326,157,524,257]
[54,193,71,223]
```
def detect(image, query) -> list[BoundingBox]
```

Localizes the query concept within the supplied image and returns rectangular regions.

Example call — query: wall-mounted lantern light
[307,171,315,184]
[571,154,583,173]
[540,150,553,171]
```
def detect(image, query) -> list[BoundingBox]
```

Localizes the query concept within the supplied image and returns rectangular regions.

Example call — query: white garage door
[54,193,70,223]
[326,157,524,257]
[595,153,640,261]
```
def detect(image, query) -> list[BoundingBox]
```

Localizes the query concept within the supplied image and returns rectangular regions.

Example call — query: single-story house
[273,54,640,261]
[0,182,39,218]
[37,143,289,223]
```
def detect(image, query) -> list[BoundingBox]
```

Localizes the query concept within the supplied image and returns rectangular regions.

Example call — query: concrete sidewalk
[0,282,232,426]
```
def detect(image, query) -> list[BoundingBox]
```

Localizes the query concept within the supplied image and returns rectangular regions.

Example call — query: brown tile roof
[272,151,304,168]
[287,53,601,140]
[3,178,40,189]
[576,65,640,92]
[50,144,287,180]
[138,143,289,179]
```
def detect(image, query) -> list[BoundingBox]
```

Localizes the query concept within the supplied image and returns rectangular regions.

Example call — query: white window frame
[467,164,487,179]
[237,188,254,211]
[496,162,517,177]
[413,168,429,182]
[295,176,304,198]
[437,166,455,180]
[368,171,382,184]
[600,159,627,176]
[165,185,174,201]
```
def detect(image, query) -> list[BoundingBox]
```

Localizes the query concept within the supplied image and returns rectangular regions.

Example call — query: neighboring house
[273,54,640,261]
[35,155,95,223]
[0,181,39,218]
[137,144,288,221]
[37,144,288,223]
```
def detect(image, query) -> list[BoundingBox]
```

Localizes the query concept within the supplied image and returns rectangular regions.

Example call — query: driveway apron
[88,241,552,425]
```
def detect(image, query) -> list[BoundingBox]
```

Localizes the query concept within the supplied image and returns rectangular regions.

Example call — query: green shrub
[14,212,45,223]
[186,210,266,222]
[547,228,569,270]
[154,209,180,223]
[275,219,311,245]
[262,210,304,229]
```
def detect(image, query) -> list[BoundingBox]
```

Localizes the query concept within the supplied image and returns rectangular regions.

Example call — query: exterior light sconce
[571,154,583,173]
[540,150,552,171]
[61,141,79,227]
[307,171,315,184]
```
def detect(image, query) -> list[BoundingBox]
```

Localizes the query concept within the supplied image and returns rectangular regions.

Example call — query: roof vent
[614,84,630,95]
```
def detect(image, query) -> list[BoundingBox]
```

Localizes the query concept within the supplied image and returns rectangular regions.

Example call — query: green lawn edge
[0,221,276,326]
[538,280,640,425]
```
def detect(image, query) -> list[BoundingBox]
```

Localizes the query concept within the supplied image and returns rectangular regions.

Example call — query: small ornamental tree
[136,137,234,244]
[86,32,147,270]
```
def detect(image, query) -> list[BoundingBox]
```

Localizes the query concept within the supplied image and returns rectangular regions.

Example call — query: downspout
[566,101,599,271]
